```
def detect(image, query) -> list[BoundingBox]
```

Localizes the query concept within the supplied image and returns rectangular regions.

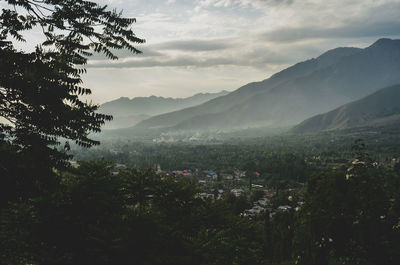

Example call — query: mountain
[101,114,152,130]
[292,84,400,133]
[135,38,400,131]
[99,90,229,129]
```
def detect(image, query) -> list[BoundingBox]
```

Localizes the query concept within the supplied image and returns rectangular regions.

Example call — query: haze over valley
[99,38,400,142]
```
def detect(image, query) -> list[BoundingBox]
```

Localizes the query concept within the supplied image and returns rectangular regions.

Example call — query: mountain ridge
[100,90,230,129]
[134,38,400,131]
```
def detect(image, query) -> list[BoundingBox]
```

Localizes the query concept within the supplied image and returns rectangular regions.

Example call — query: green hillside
[292,84,400,133]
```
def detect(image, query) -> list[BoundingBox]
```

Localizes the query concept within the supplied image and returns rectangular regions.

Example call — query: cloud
[89,38,235,64]
[197,0,294,9]
[238,0,294,8]
[152,39,234,51]
[86,0,400,73]
[260,20,400,43]
[89,46,164,60]
[87,42,317,69]
[88,56,229,68]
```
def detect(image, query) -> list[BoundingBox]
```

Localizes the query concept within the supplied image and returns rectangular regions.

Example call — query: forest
[2,142,400,265]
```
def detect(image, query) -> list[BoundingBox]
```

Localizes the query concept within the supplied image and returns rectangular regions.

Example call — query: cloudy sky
[30,0,400,103]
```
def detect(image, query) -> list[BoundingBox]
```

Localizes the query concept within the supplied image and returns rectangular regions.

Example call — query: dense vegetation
[2,145,400,265]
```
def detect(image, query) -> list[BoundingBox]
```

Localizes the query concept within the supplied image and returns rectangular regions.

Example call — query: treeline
[78,126,400,169]
[74,142,315,181]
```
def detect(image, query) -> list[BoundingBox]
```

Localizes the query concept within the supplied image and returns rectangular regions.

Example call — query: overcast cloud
[66,0,400,102]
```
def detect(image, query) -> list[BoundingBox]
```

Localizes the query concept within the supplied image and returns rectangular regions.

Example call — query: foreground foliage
[1,154,399,265]
[0,0,143,209]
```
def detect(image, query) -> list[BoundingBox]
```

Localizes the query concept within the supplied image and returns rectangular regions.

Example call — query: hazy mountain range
[99,91,229,129]
[131,38,400,131]
[292,84,400,133]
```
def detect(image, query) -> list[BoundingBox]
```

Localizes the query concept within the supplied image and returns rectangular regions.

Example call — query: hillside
[134,38,400,131]
[292,84,400,133]
[99,90,229,129]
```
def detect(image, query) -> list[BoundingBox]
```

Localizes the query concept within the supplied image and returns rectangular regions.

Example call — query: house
[231,188,244,197]
[266,193,274,199]
[351,159,366,166]
[236,170,246,178]
[221,173,234,180]
[225,175,233,180]
[115,163,127,170]
[196,193,214,200]
[253,205,265,213]
[198,180,207,186]
[206,171,218,180]
[173,170,183,175]
[278,205,292,212]
[243,209,258,217]
[256,198,269,207]
[69,160,79,168]
[110,163,127,176]
[243,205,266,217]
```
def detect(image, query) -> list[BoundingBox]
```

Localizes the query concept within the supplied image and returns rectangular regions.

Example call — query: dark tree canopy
[0,0,144,148]
[0,0,144,204]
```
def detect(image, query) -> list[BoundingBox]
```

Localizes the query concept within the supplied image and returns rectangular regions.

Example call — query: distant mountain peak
[99,90,230,130]
[315,46,362,68]
[192,90,229,97]
[373,38,393,44]
[317,47,361,60]
[370,38,400,48]
[105,90,229,104]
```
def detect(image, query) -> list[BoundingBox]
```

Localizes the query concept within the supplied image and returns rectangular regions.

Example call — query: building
[231,188,244,197]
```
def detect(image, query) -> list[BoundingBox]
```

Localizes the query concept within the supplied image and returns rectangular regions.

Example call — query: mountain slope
[99,90,229,129]
[292,84,400,133]
[135,38,400,131]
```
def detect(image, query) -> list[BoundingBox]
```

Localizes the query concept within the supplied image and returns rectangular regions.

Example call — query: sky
[6,0,400,103]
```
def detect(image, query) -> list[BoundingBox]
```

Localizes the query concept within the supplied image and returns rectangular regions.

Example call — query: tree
[294,165,395,264]
[0,0,144,203]
[0,0,144,148]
